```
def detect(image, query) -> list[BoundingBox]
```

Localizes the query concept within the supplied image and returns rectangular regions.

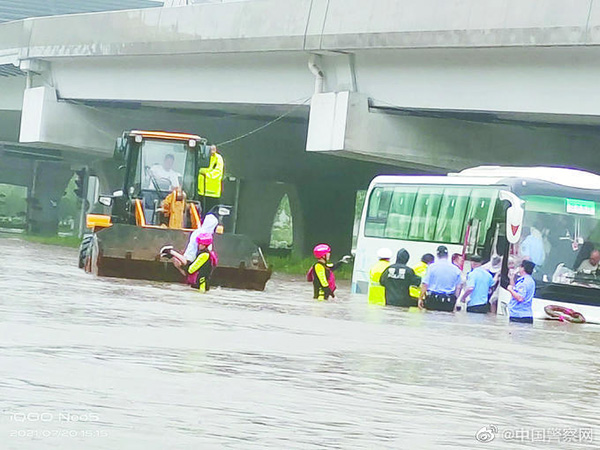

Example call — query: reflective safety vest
[410,261,428,299]
[188,251,214,293]
[314,262,331,300]
[198,153,224,198]
[368,259,390,305]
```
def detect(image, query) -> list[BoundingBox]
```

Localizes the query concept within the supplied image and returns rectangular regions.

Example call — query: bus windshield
[520,195,600,289]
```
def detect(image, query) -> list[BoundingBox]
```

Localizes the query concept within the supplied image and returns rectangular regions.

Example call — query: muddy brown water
[1,236,599,449]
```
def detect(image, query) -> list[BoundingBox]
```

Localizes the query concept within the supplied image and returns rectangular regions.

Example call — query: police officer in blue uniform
[507,260,536,323]
[419,245,462,312]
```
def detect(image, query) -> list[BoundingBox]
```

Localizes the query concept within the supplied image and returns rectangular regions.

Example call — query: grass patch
[267,255,354,280]
[21,234,82,248]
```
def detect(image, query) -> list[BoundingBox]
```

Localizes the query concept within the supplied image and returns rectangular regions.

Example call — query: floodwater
[1,236,599,449]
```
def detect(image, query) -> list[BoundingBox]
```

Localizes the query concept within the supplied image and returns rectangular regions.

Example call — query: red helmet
[313,244,331,259]
[196,233,213,246]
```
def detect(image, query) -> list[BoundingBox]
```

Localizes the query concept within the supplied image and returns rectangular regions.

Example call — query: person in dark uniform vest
[380,248,421,307]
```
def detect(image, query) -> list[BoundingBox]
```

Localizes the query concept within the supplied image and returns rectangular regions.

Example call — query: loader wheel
[78,234,93,269]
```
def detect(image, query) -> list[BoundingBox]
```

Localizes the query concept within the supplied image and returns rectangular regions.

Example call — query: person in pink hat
[160,214,219,291]
[306,244,351,300]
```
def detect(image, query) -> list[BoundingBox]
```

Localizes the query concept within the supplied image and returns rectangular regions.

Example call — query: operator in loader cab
[144,153,182,223]
[148,153,181,191]
[198,145,224,214]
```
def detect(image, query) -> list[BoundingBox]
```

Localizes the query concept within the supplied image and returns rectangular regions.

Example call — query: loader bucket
[87,224,272,291]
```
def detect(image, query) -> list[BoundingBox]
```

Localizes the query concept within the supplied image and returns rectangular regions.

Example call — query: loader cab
[112,130,210,225]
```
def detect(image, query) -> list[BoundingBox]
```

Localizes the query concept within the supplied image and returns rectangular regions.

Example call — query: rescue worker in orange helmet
[307,244,352,300]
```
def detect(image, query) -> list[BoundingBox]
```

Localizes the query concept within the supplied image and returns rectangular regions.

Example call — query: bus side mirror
[499,190,524,244]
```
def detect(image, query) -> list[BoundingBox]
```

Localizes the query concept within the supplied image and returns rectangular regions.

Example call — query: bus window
[365,187,393,237]
[434,187,470,244]
[385,187,417,239]
[465,188,499,245]
[409,188,442,241]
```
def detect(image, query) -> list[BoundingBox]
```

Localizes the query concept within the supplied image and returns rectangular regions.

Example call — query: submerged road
[1,236,599,449]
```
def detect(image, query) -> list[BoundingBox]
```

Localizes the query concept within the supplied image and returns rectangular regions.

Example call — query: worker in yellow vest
[198,145,224,215]
[368,248,393,305]
[410,253,435,300]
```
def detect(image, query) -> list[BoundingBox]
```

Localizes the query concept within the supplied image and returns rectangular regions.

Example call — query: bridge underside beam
[16,90,394,251]
[307,92,600,173]
[19,86,123,158]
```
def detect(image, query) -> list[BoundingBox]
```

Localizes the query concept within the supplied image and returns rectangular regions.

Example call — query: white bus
[352,166,600,324]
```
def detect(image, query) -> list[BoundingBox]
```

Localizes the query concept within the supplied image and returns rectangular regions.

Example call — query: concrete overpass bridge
[2,0,600,253]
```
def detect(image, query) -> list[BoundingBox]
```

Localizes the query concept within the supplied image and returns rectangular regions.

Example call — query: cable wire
[61,96,312,146]
[216,97,311,147]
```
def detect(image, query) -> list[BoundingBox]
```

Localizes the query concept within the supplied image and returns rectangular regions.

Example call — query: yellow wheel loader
[79,130,272,291]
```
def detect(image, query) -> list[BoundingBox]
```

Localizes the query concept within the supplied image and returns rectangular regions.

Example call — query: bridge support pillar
[234,179,355,258]
[232,180,303,255]
[27,161,72,235]
[296,181,356,258]
[235,180,286,251]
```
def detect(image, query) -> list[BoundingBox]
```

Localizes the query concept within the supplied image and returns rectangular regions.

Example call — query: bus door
[496,190,525,315]
[461,188,505,262]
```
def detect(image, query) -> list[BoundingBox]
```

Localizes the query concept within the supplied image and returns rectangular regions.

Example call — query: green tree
[270,194,293,249]
[59,176,80,220]
[0,184,27,217]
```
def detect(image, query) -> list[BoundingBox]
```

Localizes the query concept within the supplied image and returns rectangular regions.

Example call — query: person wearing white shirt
[144,154,182,223]
[159,214,219,276]
[577,250,600,273]
[147,154,181,191]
